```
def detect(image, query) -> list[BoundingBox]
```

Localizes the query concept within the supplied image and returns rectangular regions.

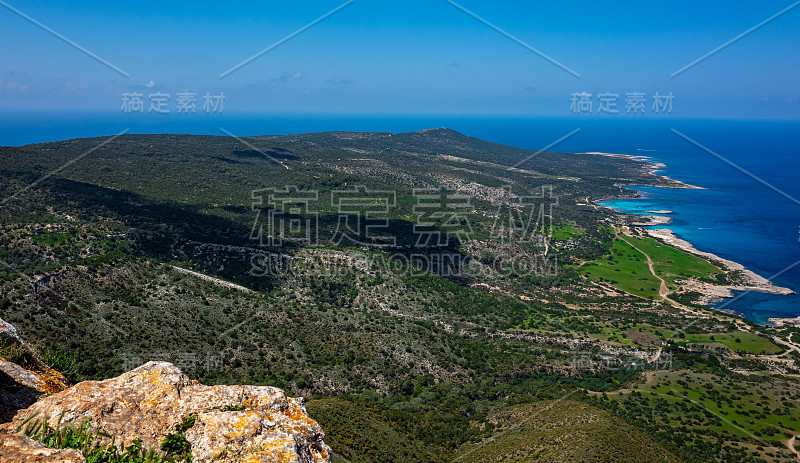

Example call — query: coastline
[578,152,705,190]
[631,215,673,226]
[587,150,796,321]
[766,316,800,327]
[646,228,795,298]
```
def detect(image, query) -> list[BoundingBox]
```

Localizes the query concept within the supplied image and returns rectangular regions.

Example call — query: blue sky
[1,0,799,118]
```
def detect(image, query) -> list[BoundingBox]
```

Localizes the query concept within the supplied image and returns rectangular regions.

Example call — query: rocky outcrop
[0,434,86,462]
[0,318,18,339]
[0,361,331,463]
[0,317,69,423]
[767,316,800,327]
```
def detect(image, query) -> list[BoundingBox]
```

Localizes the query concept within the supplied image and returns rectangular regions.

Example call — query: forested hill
[1,130,797,462]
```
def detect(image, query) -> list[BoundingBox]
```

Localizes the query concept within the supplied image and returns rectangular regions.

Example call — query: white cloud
[274,71,304,82]
[60,81,87,95]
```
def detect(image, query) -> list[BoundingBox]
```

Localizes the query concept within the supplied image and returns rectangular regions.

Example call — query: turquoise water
[1,111,798,323]
[602,183,799,324]
[595,120,800,325]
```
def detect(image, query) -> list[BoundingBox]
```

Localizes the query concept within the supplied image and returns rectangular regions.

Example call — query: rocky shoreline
[766,316,800,327]
[647,228,795,298]
[631,215,673,226]
[587,151,796,320]
[579,152,705,190]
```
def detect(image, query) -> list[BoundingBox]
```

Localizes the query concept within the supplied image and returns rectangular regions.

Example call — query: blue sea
[1,110,798,324]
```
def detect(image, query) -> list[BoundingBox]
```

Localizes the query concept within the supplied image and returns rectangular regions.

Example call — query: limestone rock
[3,361,331,463]
[0,317,69,423]
[0,318,18,339]
[0,434,85,463]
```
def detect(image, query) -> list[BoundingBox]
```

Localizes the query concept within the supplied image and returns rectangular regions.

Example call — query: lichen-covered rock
[0,358,69,397]
[3,361,331,463]
[0,433,86,462]
[0,317,69,423]
[0,318,18,339]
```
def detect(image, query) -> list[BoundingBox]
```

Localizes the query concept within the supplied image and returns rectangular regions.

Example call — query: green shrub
[17,414,193,463]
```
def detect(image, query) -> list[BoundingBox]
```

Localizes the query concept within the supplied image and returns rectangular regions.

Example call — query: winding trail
[612,229,718,320]
[786,435,799,459]
[616,233,669,299]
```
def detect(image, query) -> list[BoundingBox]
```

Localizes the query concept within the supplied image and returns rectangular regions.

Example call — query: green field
[619,370,800,461]
[680,331,783,355]
[551,223,584,241]
[31,231,73,246]
[577,235,721,299]
[619,324,782,355]
[625,235,720,288]
[577,238,662,298]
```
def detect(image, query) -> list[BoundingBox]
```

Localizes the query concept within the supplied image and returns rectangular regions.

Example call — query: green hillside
[455,400,682,463]
[1,130,798,462]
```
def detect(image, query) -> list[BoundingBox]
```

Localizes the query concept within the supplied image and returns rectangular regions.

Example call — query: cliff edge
[0,361,331,463]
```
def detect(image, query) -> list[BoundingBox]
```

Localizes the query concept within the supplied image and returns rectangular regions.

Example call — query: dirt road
[616,233,669,299]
